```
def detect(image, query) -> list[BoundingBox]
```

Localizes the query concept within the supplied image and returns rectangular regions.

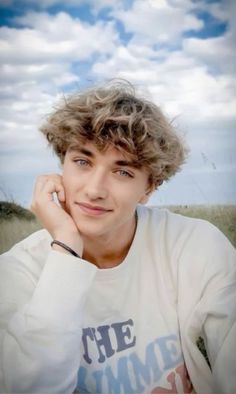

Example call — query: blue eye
[116,169,133,178]
[75,159,89,166]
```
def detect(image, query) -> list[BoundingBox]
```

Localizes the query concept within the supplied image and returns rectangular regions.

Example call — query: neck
[82,213,137,269]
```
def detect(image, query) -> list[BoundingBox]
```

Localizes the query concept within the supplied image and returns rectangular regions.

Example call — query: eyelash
[73,159,134,178]
[73,159,89,167]
[115,169,134,178]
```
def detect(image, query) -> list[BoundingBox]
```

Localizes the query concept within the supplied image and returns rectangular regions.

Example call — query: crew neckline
[94,205,148,281]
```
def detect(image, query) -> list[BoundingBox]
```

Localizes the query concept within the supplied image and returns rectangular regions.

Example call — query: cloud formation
[0,0,235,205]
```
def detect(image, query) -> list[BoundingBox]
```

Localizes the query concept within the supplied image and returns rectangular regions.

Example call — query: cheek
[63,173,83,207]
[134,183,149,201]
[62,174,74,200]
[120,190,146,208]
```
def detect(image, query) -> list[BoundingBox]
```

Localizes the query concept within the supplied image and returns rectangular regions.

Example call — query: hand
[30,174,83,257]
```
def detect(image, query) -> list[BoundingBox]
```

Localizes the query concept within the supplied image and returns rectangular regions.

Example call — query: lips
[76,202,112,216]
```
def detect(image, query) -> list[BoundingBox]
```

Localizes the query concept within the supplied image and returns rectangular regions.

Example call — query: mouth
[76,202,112,216]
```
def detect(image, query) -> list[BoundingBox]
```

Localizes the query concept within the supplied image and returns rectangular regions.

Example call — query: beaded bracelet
[51,240,81,258]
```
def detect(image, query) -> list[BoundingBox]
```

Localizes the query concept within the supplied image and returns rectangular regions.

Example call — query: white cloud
[183,33,236,76]
[194,0,235,24]
[180,0,236,76]
[0,11,118,64]
[0,82,59,179]
[112,0,203,44]
[92,0,236,133]
[92,42,236,130]
[0,63,78,87]
[0,0,235,205]
[0,10,119,173]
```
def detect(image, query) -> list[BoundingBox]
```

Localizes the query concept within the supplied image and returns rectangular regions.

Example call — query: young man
[0,81,235,394]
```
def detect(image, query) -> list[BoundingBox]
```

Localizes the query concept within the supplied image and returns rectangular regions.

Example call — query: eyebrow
[68,147,140,168]
[68,147,94,157]
[114,160,141,169]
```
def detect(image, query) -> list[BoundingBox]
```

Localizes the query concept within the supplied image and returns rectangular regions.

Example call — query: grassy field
[0,202,42,254]
[0,202,235,254]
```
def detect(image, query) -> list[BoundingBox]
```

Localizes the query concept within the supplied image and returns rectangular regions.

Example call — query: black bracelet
[51,240,81,258]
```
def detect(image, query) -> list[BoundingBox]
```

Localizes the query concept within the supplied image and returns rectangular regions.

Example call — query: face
[62,142,151,242]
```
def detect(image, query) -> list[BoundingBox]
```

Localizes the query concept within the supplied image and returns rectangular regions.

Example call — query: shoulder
[138,204,234,247]
[137,204,235,275]
[137,204,223,247]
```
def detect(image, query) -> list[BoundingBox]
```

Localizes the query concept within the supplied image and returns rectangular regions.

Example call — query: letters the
[111,319,136,352]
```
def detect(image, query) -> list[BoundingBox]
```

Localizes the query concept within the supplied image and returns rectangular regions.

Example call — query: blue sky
[0,0,235,207]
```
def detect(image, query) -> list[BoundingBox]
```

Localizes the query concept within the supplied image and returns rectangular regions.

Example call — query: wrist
[51,240,81,258]
[51,243,72,256]
[51,233,83,257]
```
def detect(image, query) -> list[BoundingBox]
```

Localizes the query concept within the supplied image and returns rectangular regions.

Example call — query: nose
[84,169,109,200]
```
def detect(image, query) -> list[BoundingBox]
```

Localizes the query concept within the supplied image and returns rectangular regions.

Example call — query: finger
[57,186,66,203]
[33,174,62,196]
[41,180,65,203]
[31,174,64,211]
[32,175,53,197]
[31,176,48,211]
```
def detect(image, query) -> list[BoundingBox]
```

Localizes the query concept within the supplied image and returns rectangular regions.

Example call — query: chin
[73,218,105,237]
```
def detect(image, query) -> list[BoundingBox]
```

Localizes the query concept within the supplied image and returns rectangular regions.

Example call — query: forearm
[0,251,97,393]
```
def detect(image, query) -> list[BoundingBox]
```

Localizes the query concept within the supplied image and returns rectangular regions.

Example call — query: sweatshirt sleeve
[177,221,236,394]
[0,248,97,394]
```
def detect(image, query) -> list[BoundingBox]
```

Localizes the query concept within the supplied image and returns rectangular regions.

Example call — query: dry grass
[0,217,42,254]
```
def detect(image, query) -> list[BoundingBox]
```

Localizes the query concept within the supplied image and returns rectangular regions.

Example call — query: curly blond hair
[40,80,187,188]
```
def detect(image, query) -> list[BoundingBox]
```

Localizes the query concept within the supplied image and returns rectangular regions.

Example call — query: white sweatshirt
[0,206,235,394]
